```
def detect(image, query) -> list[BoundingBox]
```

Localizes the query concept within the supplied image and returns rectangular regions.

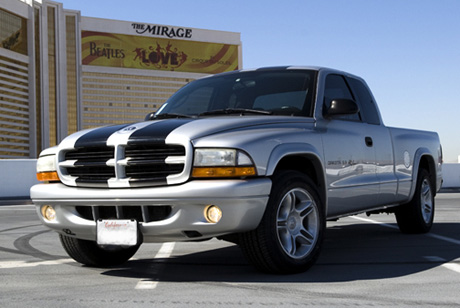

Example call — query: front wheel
[59,234,140,267]
[239,171,325,274]
[395,169,435,234]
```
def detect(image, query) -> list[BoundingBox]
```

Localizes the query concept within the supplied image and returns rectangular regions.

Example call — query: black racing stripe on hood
[74,124,131,148]
[128,119,195,144]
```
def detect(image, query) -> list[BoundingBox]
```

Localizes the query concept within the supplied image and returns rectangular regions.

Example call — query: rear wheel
[239,171,325,274]
[395,169,435,234]
[59,234,140,267]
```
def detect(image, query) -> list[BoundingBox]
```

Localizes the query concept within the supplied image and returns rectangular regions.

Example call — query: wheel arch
[410,148,437,199]
[265,143,327,214]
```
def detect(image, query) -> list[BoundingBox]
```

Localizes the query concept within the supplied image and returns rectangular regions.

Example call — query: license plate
[97,219,138,246]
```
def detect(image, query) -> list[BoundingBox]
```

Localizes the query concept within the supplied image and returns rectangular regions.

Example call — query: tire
[59,234,140,267]
[239,170,325,274]
[395,169,435,234]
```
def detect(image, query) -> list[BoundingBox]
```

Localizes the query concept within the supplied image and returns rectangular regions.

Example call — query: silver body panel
[31,67,443,242]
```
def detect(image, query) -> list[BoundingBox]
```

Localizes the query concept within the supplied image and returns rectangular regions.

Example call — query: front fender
[265,143,327,214]
[265,143,324,177]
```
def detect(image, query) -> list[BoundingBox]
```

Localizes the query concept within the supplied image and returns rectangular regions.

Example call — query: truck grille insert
[64,147,115,181]
[125,144,185,186]
[75,205,172,223]
[60,143,185,187]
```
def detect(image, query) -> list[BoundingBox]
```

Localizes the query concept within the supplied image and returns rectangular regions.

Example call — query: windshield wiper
[153,113,195,119]
[199,108,273,116]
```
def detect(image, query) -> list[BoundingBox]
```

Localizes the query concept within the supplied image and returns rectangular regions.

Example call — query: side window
[347,78,381,125]
[324,74,360,121]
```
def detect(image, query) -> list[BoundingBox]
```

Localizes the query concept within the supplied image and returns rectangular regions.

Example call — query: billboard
[81,31,239,74]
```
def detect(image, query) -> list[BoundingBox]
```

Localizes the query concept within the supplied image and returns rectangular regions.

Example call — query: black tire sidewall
[395,169,435,234]
[59,234,140,267]
[413,169,435,231]
[262,170,325,273]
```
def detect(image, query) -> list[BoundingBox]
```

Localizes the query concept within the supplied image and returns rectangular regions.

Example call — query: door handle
[365,136,373,147]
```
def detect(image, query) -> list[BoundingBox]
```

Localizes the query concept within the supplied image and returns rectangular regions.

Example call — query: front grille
[65,147,115,182]
[60,143,186,187]
[125,144,185,187]
[75,205,172,223]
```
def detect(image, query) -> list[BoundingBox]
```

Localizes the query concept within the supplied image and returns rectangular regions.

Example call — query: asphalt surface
[0,193,459,307]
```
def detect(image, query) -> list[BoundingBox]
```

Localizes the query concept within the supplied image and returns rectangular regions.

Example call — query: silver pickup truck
[31,66,442,274]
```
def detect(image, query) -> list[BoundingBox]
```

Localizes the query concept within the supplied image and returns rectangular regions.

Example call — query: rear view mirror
[144,112,155,121]
[324,99,359,117]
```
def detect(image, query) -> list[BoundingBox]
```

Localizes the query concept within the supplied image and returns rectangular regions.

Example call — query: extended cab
[31,67,442,274]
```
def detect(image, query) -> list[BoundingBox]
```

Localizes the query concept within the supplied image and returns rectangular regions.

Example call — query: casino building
[0,0,242,159]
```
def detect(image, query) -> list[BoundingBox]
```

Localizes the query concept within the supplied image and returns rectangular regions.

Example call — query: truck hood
[59,116,316,149]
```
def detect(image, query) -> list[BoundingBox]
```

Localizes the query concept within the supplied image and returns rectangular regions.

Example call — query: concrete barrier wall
[442,163,460,188]
[0,160,459,200]
[0,159,39,199]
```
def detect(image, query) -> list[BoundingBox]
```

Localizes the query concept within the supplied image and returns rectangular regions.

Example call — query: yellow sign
[81,31,239,74]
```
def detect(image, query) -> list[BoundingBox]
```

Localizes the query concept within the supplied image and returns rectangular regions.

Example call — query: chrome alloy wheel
[276,188,319,259]
[420,178,434,224]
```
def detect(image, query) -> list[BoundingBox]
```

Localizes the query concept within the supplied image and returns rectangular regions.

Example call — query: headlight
[193,149,236,167]
[192,148,257,178]
[37,155,56,173]
[36,154,60,182]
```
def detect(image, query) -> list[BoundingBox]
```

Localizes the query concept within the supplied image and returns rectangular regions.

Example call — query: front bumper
[31,178,271,242]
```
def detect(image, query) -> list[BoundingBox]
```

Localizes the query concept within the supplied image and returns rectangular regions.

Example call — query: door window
[324,75,360,121]
[347,78,381,125]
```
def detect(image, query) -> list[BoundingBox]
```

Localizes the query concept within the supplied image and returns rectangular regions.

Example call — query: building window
[47,6,57,146]
[81,72,194,129]
[0,8,28,55]
[66,14,78,135]
[34,7,42,155]
[0,54,30,158]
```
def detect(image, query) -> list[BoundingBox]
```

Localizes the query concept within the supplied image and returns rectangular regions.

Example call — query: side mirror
[324,99,359,117]
[144,112,155,121]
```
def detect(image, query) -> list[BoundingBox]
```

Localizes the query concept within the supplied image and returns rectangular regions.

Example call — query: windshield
[155,70,317,117]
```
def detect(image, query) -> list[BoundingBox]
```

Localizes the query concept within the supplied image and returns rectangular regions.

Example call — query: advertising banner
[81,31,239,74]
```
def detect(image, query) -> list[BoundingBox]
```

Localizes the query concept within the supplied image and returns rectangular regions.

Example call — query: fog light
[41,205,56,221]
[204,205,222,223]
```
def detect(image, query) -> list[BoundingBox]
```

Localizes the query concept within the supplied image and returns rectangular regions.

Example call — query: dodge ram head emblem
[120,126,137,133]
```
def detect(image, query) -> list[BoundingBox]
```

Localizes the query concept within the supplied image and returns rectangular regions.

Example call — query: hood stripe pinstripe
[128,119,195,144]
[74,124,131,148]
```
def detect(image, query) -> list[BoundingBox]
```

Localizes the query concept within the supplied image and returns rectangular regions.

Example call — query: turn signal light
[37,171,60,182]
[192,167,256,178]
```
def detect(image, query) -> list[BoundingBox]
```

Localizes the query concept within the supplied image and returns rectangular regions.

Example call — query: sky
[61,0,460,162]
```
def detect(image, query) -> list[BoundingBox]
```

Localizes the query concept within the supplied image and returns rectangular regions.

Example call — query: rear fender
[409,148,438,200]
